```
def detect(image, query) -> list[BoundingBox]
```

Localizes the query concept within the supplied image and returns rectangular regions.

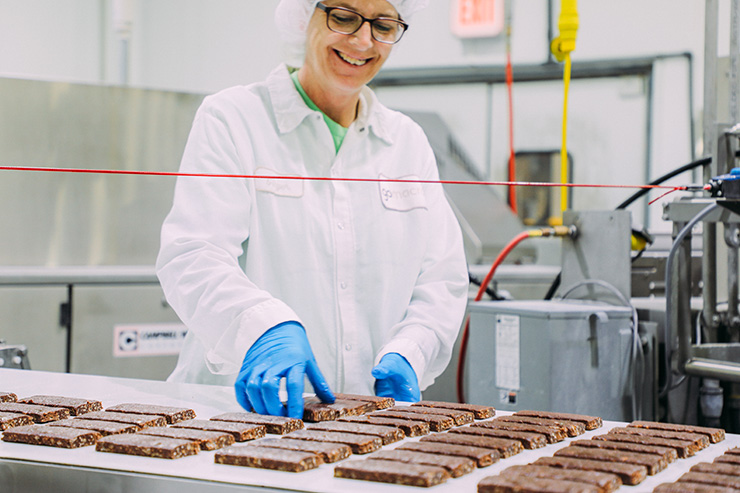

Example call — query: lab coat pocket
[254,166,304,198]
[378,174,427,212]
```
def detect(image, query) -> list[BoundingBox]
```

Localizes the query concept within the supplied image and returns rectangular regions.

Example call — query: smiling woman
[299,1,399,126]
[155,0,469,420]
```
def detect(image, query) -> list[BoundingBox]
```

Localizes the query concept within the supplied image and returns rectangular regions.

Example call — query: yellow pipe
[560,54,572,213]
[550,0,579,215]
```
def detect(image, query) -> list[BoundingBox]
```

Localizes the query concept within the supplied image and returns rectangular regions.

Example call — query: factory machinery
[463,0,740,437]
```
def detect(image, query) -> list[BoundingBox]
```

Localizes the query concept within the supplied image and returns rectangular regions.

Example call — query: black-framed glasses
[316,3,409,45]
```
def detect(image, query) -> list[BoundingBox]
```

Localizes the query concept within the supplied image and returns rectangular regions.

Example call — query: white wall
[0,1,722,92]
[0,0,732,230]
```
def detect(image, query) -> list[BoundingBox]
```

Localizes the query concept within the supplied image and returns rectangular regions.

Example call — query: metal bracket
[0,341,30,369]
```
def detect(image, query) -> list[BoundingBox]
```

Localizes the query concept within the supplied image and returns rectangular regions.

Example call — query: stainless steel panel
[0,460,284,493]
[0,77,204,266]
[561,210,632,301]
[71,285,180,380]
[0,286,68,372]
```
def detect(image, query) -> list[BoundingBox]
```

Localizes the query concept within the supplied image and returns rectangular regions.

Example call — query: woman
[156,0,468,419]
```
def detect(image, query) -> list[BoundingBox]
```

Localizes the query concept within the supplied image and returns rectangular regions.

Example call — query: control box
[465,300,637,421]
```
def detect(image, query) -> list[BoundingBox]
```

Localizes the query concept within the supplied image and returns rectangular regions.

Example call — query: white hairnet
[275,0,429,65]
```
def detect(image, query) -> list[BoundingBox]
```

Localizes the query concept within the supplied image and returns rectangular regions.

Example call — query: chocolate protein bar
[96,433,199,459]
[608,427,709,450]
[215,445,322,472]
[19,395,102,416]
[629,420,725,444]
[302,403,340,422]
[691,461,740,476]
[368,410,454,431]
[420,432,522,458]
[412,400,495,419]
[554,445,667,475]
[514,410,602,430]
[472,419,566,443]
[478,474,602,493]
[0,402,69,423]
[368,449,475,478]
[715,454,740,465]
[285,429,382,454]
[339,415,430,437]
[138,427,235,450]
[81,410,166,428]
[391,405,474,426]
[210,412,303,435]
[255,437,351,463]
[106,403,195,424]
[653,482,737,493]
[449,425,547,449]
[534,456,647,486]
[48,418,139,436]
[0,411,33,430]
[302,397,375,421]
[0,392,18,403]
[2,424,101,448]
[569,438,677,462]
[171,419,265,442]
[495,414,585,437]
[307,420,404,445]
[501,464,622,493]
[335,459,450,487]
[678,471,740,490]
[593,432,698,458]
[398,440,500,467]
[332,393,394,410]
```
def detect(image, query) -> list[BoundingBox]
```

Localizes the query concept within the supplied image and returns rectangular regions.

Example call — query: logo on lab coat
[254,167,304,197]
[378,174,427,212]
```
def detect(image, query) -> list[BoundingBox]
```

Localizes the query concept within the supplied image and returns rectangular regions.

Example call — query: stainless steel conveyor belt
[1,369,739,493]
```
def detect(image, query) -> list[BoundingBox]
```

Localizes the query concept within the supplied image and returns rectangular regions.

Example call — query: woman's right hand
[234,321,335,419]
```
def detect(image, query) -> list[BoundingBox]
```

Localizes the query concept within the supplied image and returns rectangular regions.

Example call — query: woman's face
[302,0,399,97]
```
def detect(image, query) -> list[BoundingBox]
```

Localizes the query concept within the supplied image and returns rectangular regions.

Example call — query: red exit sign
[451,0,504,38]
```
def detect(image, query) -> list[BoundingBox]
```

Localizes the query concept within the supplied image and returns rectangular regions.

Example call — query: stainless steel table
[2,368,739,493]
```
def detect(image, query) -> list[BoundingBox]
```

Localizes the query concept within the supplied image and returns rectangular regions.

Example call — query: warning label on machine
[113,323,188,357]
[495,314,520,390]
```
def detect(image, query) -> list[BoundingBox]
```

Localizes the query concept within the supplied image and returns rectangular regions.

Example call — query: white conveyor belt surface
[1,368,739,493]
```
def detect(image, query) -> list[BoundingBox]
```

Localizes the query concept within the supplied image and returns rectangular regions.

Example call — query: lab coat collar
[268,64,394,146]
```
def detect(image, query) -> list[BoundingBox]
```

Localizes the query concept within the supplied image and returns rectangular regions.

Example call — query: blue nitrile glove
[371,352,420,402]
[234,321,334,419]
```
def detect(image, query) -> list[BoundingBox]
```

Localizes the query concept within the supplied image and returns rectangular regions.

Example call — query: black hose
[543,272,561,300]
[615,156,710,210]
[469,272,504,300]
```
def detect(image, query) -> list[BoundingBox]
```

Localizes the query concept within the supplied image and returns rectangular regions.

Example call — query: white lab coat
[156,64,468,395]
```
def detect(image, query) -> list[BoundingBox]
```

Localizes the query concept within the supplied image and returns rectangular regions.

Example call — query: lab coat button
[340,281,347,289]
[337,222,344,230]
[345,344,352,351]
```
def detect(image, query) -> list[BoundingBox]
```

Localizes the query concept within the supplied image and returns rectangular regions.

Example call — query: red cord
[506,48,517,213]
[0,166,689,194]
[456,230,532,403]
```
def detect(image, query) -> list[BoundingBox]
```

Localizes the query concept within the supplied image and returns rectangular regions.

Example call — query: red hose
[456,230,533,403]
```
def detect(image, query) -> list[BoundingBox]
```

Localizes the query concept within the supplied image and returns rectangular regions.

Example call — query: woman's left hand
[371,352,420,402]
